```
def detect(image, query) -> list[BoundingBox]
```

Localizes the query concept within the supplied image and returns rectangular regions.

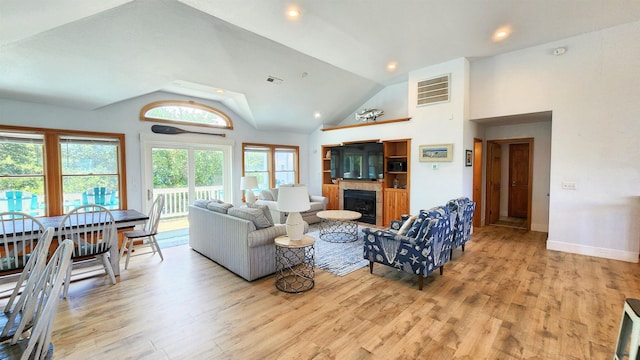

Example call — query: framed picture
[465,149,473,167]
[419,144,453,162]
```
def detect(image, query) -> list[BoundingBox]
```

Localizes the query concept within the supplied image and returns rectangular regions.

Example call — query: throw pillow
[193,199,210,208]
[206,202,233,214]
[228,207,272,229]
[247,202,274,226]
[270,188,279,200]
[398,214,417,236]
[258,190,274,201]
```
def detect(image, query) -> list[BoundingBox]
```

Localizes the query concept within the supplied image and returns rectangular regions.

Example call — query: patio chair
[120,195,165,269]
[3,192,38,215]
[83,187,118,209]
[58,205,117,298]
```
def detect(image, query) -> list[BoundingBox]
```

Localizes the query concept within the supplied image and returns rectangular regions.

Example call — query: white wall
[0,92,310,211]
[484,121,552,232]
[309,58,472,213]
[336,82,408,126]
[470,21,640,261]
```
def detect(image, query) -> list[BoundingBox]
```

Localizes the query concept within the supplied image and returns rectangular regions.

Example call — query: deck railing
[154,186,224,218]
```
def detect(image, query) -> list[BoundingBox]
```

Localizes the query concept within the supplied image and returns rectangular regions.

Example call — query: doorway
[485,138,533,230]
[141,136,232,244]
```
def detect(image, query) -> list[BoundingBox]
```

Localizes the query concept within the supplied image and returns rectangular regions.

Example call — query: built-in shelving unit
[321,144,340,210]
[321,138,411,225]
[383,139,411,225]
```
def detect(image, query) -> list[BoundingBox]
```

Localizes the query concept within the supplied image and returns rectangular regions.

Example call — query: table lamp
[240,176,259,204]
[277,185,310,240]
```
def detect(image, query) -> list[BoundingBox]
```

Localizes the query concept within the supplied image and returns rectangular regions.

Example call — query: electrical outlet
[561,182,577,190]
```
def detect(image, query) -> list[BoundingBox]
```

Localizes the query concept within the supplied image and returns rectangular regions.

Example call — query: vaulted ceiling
[2,0,640,133]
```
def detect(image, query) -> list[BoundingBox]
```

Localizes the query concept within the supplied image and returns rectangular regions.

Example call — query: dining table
[1,209,148,279]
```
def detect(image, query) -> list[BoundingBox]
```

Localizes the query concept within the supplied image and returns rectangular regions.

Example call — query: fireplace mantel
[338,180,383,226]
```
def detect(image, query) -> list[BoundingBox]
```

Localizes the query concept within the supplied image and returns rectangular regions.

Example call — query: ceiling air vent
[417,74,450,106]
[266,75,283,85]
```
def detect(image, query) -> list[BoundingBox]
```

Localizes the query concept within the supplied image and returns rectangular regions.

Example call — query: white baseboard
[531,223,548,232]
[547,240,639,263]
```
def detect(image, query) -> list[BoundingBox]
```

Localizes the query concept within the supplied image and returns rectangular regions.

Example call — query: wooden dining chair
[120,194,165,269]
[58,205,116,298]
[0,212,45,276]
[0,227,55,342]
[0,239,73,360]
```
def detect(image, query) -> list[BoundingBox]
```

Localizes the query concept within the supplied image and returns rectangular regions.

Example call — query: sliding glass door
[142,137,231,233]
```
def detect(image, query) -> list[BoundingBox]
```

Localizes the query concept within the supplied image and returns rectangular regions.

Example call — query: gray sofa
[188,202,288,281]
[255,187,328,224]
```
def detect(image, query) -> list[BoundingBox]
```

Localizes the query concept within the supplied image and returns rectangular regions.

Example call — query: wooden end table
[274,234,315,293]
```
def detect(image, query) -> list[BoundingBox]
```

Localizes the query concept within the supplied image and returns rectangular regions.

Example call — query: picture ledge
[321,117,411,132]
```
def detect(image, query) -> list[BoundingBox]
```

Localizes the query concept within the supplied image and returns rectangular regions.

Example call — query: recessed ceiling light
[314,112,321,119]
[216,89,224,94]
[287,8,301,18]
[492,26,512,42]
[386,62,398,72]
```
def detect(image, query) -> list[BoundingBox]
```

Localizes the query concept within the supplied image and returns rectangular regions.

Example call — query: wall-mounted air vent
[417,74,450,106]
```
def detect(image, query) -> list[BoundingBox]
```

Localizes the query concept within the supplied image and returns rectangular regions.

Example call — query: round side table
[274,234,315,293]
[316,210,362,243]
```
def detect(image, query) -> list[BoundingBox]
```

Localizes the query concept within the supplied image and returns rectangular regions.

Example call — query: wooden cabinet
[383,139,410,190]
[321,144,340,209]
[382,139,411,225]
[322,184,339,210]
[321,145,335,186]
[383,188,409,226]
[321,137,411,226]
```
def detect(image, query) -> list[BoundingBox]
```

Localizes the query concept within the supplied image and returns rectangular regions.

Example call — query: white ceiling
[2,0,640,133]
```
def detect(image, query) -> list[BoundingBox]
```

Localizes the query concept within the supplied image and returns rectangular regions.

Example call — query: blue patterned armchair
[362,208,453,290]
[446,197,476,257]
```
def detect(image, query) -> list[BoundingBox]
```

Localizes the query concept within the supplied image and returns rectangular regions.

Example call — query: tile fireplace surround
[338,180,383,226]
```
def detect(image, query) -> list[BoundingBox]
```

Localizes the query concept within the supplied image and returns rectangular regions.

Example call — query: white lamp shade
[241,176,259,204]
[240,176,258,190]
[277,186,310,212]
[277,185,310,240]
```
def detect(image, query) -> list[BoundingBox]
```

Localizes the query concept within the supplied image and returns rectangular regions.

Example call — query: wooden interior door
[472,138,482,227]
[508,143,530,218]
[486,142,502,225]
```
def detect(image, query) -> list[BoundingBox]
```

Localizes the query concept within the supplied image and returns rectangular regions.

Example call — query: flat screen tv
[330,142,383,181]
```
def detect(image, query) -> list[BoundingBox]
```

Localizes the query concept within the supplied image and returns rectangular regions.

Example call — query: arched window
[140,100,233,130]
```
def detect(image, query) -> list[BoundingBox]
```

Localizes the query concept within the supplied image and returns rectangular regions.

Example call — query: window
[0,126,126,216]
[0,132,45,215]
[60,136,121,211]
[274,147,296,185]
[242,143,299,191]
[140,100,233,130]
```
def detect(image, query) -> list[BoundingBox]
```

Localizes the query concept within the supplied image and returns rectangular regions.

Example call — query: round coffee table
[316,210,362,243]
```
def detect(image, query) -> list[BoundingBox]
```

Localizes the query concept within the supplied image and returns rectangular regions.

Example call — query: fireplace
[343,189,376,225]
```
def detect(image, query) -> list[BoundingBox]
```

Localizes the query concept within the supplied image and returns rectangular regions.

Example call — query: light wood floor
[31,226,640,359]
